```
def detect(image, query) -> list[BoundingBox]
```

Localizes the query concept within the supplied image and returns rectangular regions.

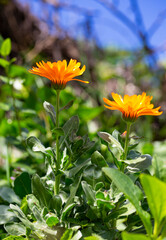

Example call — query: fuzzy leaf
[0,205,15,225]
[27,136,46,152]
[10,204,34,230]
[4,223,26,236]
[60,116,79,147]
[98,132,124,152]
[43,101,56,125]
[0,187,20,204]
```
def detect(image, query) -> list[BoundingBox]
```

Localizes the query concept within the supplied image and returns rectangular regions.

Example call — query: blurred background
[0,0,166,180]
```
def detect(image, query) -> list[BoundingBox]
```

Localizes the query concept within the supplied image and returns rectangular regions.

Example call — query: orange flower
[29,59,88,90]
[103,92,162,122]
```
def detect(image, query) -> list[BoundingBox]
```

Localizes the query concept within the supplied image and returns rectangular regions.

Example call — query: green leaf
[140,174,166,225]
[0,102,11,111]
[0,38,11,57]
[95,182,104,191]
[43,101,56,125]
[61,203,76,221]
[84,234,105,240]
[49,195,62,215]
[122,232,150,240]
[68,158,90,178]
[152,156,166,182]
[91,151,108,167]
[27,194,41,210]
[26,136,46,152]
[3,236,25,240]
[63,175,82,211]
[102,168,152,235]
[70,230,82,240]
[0,58,9,68]
[122,154,152,173]
[32,174,52,208]
[0,187,20,204]
[0,205,15,225]
[81,181,95,205]
[98,132,124,152]
[14,172,31,198]
[9,204,34,230]
[52,127,64,137]
[46,214,59,227]
[60,229,73,240]
[0,75,9,83]
[60,116,79,148]
[4,223,26,236]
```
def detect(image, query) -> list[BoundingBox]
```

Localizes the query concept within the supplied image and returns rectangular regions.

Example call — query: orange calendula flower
[103,92,163,122]
[29,59,88,90]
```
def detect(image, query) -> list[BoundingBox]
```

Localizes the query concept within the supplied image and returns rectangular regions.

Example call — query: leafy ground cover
[0,38,166,240]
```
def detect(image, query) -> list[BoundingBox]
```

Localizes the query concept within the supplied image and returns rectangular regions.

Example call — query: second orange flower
[103,92,162,122]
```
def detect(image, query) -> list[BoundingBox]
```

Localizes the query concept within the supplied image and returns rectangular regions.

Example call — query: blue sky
[18,0,166,60]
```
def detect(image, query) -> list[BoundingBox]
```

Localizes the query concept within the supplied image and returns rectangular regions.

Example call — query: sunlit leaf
[122,232,150,240]
[140,174,166,225]
[102,168,152,235]
[0,38,11,57]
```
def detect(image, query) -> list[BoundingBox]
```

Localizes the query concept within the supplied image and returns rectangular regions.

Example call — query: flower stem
[120,123,131,172]
[54,90,61,195]
[6,144,11,186]
[123,123,131,160]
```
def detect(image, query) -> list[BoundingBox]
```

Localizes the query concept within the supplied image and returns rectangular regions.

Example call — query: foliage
[0,37,166,240]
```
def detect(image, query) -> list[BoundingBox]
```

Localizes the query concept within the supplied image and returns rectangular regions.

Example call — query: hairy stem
[123,123,131,160]
[54,90,61,195]
[120,123,131,171]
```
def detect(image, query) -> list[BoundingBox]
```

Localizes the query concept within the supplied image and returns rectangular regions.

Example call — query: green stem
[123,123,131,160]
[112,123,132,228]
[6,144,11,186]
[153,221,163,239]
[54,90,61,195]
[120,123,131,171]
